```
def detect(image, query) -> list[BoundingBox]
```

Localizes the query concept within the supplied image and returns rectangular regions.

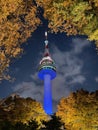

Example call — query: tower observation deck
[38,32,56,115]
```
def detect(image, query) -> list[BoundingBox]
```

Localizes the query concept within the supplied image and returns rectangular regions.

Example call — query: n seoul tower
[38,32,56,115]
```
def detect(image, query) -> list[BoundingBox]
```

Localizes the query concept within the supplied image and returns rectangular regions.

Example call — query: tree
[56,89,98,130]
[0,120,14,130]
[0,120,40,130]
[1,0,98,81]
[40,115,65,130]
[27,120,39,130]
[0,96,48,125]
[14,122,27,130]
[0,0,40,80]
[36,0,98,47]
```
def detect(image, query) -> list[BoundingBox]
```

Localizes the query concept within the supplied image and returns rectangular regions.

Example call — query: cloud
[95,77,98,82]
[51,38,89,102]
[72,38,90,54]
[12,37,90,112]
[13,80,43,102]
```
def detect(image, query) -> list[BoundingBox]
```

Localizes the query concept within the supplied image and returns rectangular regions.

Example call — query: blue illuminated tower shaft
[44,74,52,114]
[38,68,56,115]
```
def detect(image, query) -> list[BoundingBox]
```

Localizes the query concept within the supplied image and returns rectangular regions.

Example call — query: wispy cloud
[95,77,98,82]
[72,38,90,54]
[52,38,89,101]
[13,78,43,102]
[12,37,90,112]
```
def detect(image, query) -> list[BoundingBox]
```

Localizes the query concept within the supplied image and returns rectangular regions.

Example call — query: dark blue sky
[0,26,98,112]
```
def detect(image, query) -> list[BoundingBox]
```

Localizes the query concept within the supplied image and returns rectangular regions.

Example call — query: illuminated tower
[38,32,56,115]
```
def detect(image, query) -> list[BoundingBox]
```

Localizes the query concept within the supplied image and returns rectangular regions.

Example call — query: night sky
[0,25,98,112]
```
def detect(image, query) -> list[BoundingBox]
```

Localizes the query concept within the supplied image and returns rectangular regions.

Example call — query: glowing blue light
[38,68,56,115]
[38,68,56,80]
[44,74,52,114]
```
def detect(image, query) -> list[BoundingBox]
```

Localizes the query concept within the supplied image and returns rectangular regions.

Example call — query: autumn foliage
[36,0,98,44]
[0,0,40,80]
[0,90,98,129]
[0,95,48,125]
[56,89,98,130]
[0,0,98,80]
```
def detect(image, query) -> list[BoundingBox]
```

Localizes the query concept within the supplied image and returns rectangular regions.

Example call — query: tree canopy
[0,91,98,129]
[0,0,40,80]
[40,115,65,130]
[36,0,98,45]
[0,95,48,125]
[0,0,98,80]
[56,89,98,130]
[0,120,39,130]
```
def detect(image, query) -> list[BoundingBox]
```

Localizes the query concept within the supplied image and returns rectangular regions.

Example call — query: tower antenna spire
[45,31,48,40]
[44,31,49,57]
